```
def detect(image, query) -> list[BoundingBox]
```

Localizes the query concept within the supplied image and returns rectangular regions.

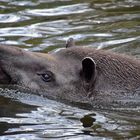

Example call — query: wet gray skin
[0,40,140,109]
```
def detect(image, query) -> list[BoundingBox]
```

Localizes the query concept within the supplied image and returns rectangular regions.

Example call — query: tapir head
[0,45,97,105]
[1,42,140,108]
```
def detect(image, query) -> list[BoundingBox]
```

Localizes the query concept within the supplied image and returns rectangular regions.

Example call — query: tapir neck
[55,47,140,93]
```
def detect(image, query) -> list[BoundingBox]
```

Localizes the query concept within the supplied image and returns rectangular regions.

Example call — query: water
[0,0,140,139]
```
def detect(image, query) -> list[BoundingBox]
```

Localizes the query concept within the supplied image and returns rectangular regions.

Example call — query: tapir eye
[37,71,54,82]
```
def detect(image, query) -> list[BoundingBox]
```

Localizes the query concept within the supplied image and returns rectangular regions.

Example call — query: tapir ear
[66,38,75,48]
[82,57,96,83]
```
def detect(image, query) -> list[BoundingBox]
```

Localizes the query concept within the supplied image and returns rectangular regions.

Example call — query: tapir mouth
[0,67,12,84]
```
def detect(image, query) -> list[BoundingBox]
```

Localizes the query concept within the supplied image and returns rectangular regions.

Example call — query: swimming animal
[0,39,140,109]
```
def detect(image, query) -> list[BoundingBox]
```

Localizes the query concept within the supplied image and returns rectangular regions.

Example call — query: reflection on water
[0,0,140,139]
[0,0,140,54]
[0,89,140,139]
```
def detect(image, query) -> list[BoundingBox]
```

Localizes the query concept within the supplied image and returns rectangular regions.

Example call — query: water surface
[0,0,140,139]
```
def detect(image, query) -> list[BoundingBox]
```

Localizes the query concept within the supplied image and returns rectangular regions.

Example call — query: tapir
[0,39,140,109]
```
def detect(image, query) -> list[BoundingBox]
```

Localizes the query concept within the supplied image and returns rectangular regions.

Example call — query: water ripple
[0,27,42,37]
[0,13,29,23]
[98,14,140,23]
[96,37,140,49]
[24,3,92,17]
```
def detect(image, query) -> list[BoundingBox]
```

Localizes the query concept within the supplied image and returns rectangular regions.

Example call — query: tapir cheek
[23,80,40,90]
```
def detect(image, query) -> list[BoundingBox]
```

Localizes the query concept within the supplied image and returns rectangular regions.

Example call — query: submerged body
[0,43,140,109]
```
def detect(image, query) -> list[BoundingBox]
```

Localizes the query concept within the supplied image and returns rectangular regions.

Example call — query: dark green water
[0,0,140,139]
